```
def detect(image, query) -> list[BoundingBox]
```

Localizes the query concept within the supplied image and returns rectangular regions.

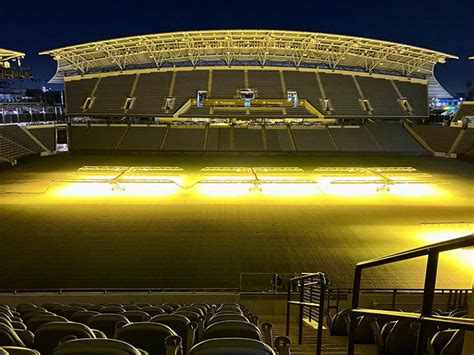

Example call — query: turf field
[0,153,472,290]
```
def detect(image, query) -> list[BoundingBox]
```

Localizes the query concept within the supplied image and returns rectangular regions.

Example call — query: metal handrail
[286,272,329,355]
[348,234,474,355]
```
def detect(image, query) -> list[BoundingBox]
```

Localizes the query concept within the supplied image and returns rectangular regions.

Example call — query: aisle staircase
[263,316,374,354]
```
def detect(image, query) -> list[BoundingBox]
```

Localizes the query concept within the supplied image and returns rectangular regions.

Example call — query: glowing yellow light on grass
[261,183,319,197]
[417,224,474,272]
[196,183,254,198]
[56,182,179,198]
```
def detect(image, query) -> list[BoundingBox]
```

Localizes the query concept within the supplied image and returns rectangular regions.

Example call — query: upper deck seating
[453,102,474,121]
[283,71,324,112]
[65,78,98,116]
[88,75,135,116]
[0,136,33,162]
[211,70,244,99]
[395,81,428,117]
[172,71,209,111]
[357,77,405,117]
[129,72,173,116]
[247,71,283,99]
[319,73,366,116]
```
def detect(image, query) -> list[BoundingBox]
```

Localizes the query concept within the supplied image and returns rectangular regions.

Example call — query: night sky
[4,0,473,95]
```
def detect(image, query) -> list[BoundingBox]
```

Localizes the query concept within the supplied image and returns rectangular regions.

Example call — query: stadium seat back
[27,315,69,332]
[188,338,275,355]
[121,311,151,322]
[203,321,262,341]
[384,320,418,355]
[0,346,40,354]
[52,338,144,355]
[114,322,178,355]
[207,314,248,326]
[151,314,196,353]
[139,307,164,317]
[440,329,464,355]
[0,324,25,347]
[34,322,96,355]
[70,311,100,324]
[87,314,130,338]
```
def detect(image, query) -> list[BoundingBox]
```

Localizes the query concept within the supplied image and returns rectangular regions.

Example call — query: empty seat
[52,338,145,355]
[0,347,40,355]
[327,309,351,336]
[87,314,130,338]
[70,311,99,324]
[34,322,96,355]
[384,320,418,355]
[99,306,125,314]
[202,321,262,341]
[27,315,69,332]
[114,322,181,355]
[207,314,248,326]
[121,311,151,322]
[151,314,197,353]
[0,324,25,347]
[189,338,275,355]
[138,307,164,317]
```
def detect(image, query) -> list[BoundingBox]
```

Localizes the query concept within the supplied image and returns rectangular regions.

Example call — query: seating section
[65,78,98,115]
[357,77,405,117]
[0,303,278,355]
[365,123,424,153]
[411,125,461,153]
[88,76,136,115]
[319,73,366,116]
[163,127,205,151]
[63,70,430,119]
[290,127,338,152]
[0,125,45,162]
[205,127,233,151]
[395,81,428,117]
[0,125,43,154]
[211,70,244,98]
[453,102,474,121]
[248,71,283,98]
[66,123,432,154]
[283,71,324,112]
[117,126,167,151]
[70,125,127,151]
[264,128,294,152]
[455,128,474,155]
[172,71,209,111]
[129,72,173,116]
[233,127,264,151]
[0,136,33,162]
[27,127,56,152]
[329,127,381,152]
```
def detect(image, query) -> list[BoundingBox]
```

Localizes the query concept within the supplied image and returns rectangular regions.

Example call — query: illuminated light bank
[56,165,443,199]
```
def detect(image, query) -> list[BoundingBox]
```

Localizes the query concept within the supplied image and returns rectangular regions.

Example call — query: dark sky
[4,0,473,94]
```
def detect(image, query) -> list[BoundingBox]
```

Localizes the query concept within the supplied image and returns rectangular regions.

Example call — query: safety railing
[326,287,471,314]
[286,272,329,355]
[347,234,474,355]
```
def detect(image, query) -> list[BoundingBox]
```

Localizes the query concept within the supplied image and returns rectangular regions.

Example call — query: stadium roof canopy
[40,30,458,83]
[0,48,25,63]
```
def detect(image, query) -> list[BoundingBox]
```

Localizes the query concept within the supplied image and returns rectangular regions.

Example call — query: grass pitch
[0,153,472,290]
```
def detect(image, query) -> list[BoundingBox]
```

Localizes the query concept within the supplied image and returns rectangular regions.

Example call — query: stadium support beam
[0,48,25,63]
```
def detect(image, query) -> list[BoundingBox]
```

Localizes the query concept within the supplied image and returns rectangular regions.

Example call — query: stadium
[0,29,473,355]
